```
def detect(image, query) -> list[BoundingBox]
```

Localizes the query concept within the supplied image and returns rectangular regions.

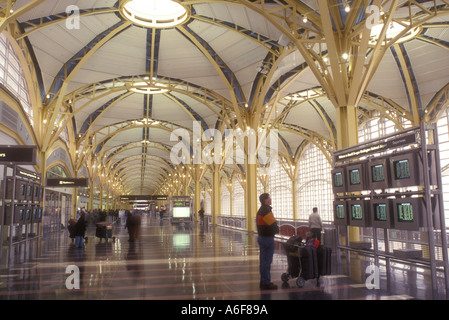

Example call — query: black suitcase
[317,245,332,276]
[300,246,318,280]
[287,253,300,278]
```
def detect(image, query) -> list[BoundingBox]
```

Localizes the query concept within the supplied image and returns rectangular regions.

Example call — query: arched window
[268,161,292,220]
[0,34,33,125]
[233,177,245,217]
[221,181,230,216]
[296,144,333,222]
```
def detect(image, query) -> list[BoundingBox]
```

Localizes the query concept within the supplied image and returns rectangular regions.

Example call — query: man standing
[308,207,323,243]
[256,193,279,290]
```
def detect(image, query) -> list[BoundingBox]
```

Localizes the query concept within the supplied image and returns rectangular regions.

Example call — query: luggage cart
[95,222,115,242]
[281,235,331,287]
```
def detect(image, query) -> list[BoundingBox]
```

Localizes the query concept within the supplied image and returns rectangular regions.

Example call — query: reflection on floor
[0,215,446,300]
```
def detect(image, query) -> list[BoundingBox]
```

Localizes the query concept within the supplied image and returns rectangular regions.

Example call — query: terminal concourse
[0,0,449,301]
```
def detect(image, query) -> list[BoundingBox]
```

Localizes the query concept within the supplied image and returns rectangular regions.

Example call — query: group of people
[68,208,143,247]
[256,193,323,290]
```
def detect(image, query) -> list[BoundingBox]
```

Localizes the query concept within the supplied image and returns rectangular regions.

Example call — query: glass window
[268,160,293,220]
[296,144,333,222]
[233,177,245,217]
[0,33,33,126]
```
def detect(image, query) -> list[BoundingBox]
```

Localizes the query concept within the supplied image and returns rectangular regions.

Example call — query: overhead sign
[120,195,168,201]
[0,145,37,165]
[46,178,88,187]
[334,132,417,162]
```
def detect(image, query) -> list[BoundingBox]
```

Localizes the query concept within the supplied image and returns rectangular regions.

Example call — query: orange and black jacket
[256,205,279,237]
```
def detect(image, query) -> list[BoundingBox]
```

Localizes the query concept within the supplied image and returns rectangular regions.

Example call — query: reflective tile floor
[0,215,447,302]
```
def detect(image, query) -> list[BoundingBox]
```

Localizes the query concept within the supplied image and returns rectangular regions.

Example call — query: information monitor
[393,197,422,231]
[333,200,348,226]
[368,158,391,190]
[346,163,367,192]
[331,167,347,194]
[370,199,394,229]
[348,200,370,227]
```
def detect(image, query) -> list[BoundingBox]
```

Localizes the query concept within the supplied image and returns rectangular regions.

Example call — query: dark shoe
[260,282,278,290]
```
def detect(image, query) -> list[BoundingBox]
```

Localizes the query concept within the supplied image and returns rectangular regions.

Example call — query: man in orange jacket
[256,193,279,290]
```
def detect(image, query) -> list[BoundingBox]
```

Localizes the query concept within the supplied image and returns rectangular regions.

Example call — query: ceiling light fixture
[129,82,169,94]
[120,0,189,29]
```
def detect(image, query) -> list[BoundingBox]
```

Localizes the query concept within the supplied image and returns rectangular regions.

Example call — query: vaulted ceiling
[7,0,449,195]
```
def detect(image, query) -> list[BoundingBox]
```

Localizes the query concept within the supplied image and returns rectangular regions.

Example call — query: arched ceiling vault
[3,0,449,194]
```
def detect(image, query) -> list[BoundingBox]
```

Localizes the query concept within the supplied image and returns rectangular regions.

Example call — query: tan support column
[38,151,46,236]
[336,105,360,243]
[194,169,201,221]
[211,165,220,225]
[292,179,298,220]
[72,187,78,219]
[88,183,94,212]
[245,163,258,233]
[229,182,234,217]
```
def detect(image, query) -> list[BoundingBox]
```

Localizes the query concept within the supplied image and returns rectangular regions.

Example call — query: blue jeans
[75,236,84,248]
[258,235,275,284]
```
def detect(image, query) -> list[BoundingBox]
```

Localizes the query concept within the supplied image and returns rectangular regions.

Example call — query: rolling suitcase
[317,245,332,276]
[300,246,318,280]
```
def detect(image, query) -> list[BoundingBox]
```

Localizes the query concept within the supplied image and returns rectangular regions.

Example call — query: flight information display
[371,164,385,182]
[351,204,363,220]
[397,202,414,222]
[374,203,387,221]
[335,204,345,219]
[334,172,343,187]
[349,169,361,185]
[394,159,411,179]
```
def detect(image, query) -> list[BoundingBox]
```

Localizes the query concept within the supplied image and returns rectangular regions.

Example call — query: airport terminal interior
[1,0,449,301]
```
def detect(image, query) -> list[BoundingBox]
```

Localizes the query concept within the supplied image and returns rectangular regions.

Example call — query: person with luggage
[74,211,87,248]
[305,231,320,248]
[308,207,323,243]
[256,193,279,290]
[125,211,142,242]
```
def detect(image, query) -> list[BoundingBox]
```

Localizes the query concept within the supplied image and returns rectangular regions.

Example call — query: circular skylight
[369,21,421,44]
[120,0,189,29]
[129,82,169,94]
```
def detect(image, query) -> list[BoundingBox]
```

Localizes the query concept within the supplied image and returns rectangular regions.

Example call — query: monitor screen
[374,203,387,221]
[173,207,190,218]
[334,172,343,187]
[349,169,361,185]
[20,183,26,196]
[397,202,414,222]
[394,159,411,180]
[351,204,363,220]
[335,204,345,219]
[371,164,385,182]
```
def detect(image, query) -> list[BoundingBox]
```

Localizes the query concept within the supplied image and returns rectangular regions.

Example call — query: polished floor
[0,215,446,301]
